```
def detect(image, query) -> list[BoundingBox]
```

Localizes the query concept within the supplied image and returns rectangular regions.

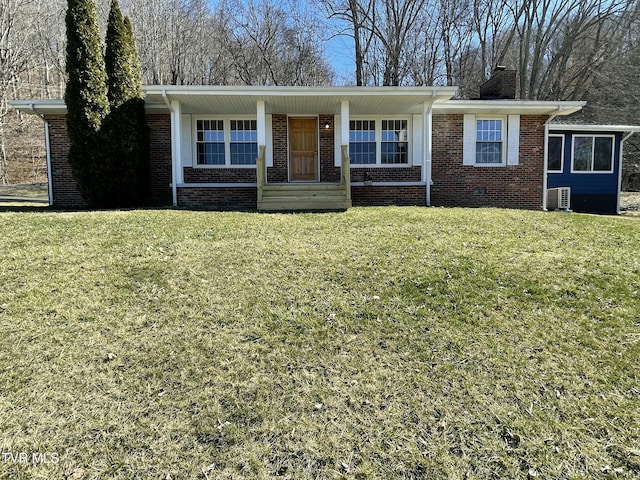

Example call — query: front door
[289,117,318,182]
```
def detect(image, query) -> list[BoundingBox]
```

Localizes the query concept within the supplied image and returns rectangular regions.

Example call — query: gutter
[542,109,563,211]
[161,90,178,207]
[29,104,53,206]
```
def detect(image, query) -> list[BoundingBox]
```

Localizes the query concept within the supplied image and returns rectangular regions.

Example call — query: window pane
[197,142,225,165]
[230,119,257,165]
[196,119,225,165]
[548,136,563,171]
[594,137,613,171]
[381,119,408,164]
[350,120,376,164]
[476,142,502,164]
[476,119,503,164]
[573,137,593,171]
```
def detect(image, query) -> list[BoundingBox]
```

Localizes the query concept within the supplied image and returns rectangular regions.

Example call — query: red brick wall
[46,115,87,208]
[45,113,172,208]
[268,114,288,182]
[147,114,173,206]
[431,114,546,209]
[319,114,341,182]
[183,168,256,183]
[352,185,426,206]
[350,167,421,183]
[177,187,256,209]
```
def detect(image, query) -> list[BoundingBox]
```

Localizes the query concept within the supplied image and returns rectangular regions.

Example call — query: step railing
[341,145,351,201]
[256,145,266,202]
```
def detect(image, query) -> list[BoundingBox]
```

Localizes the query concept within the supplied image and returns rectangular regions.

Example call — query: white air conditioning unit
[547,187,571,211]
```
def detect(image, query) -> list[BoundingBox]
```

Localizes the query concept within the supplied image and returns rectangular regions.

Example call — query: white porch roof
[142,85,458,115]
[10,86,586,117]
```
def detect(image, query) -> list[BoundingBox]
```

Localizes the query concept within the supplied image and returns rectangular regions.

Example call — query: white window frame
[349,116,412,168]
[193,115,258,168]
[474,116,506,167]
[547,134,564,173]
[570,134,615,174]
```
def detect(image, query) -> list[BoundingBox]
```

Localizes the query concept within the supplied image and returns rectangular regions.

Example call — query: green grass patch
[0,183,48,199]
[0,207,638,479]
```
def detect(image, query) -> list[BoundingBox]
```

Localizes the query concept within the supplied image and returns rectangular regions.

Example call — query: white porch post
[423,101,433,206]
[341,101,349,148]
[168,99,183,206]
[257,100,266,180]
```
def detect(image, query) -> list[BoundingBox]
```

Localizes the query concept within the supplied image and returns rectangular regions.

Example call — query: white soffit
[142,85,459,115]
[549,124,640,133]
[432,100,585,116]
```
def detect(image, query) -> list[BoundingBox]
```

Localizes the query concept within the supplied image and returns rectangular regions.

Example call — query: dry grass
[0,207,638,479]
[0,183,48,199]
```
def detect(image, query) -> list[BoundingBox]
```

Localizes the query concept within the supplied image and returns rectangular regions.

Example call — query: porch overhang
[142,85,458,115]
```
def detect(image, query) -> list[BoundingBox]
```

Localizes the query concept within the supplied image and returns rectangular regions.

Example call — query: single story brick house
[11,80,639,213]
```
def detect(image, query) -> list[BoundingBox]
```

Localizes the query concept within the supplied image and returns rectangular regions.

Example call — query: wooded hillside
[2,0,639,187]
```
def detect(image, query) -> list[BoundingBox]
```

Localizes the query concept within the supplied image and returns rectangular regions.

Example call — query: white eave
[433,100,585,116]
[11,88,586,118]
[143,85,459,115]
[549,124,640,133]
[9,99,67,114]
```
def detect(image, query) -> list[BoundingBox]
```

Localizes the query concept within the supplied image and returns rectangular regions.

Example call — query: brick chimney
[479,66,516,100]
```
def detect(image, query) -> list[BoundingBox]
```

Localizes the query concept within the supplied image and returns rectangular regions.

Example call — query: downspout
[618,130,636,214]
[542,109,561,211]
[161,90,178,207]
[29,104,53,206]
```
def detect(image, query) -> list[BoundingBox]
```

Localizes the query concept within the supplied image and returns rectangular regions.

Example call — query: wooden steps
[258,183,351,211]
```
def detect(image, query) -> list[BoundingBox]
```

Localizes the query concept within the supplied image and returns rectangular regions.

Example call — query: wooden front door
[289,118,318,182]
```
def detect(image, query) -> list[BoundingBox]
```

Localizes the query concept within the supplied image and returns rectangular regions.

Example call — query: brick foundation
[431,114,546,210]
[177,187,256,209]
[352,185,426,206]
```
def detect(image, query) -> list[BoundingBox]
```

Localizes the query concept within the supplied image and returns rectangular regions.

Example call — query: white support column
[423,100,433,206]
[341,101,349,147]
[170,100,183,206]
[257,100,266,146]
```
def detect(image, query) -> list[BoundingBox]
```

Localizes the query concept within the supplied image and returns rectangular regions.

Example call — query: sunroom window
[547,135,564,172]
[196,120,225,165]
[572,136,613,172]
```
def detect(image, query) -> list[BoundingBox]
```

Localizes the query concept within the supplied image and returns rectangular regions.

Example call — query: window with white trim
[572,135,614,172]
[349,120,376,164]
[196,120,225,165]
[381,120,408,164]
[547,135,564,172]
[476,119,504,164]
[230,120,257,165]
[349,118,410,166]
[194,117,257,167]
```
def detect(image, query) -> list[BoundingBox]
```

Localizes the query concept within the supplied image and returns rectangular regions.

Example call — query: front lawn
[0,207,638,479]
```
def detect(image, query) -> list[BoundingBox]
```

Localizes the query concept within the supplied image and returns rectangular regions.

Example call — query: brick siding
[352,185,426,206]
[147,114,173,206]
[431,114,546,210]
[177,187,256,209]
[183,167,256,183]
[45,113,173,208]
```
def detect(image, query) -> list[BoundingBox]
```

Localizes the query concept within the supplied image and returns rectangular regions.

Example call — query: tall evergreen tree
[99,0,149,207]
[64,0,109,205]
